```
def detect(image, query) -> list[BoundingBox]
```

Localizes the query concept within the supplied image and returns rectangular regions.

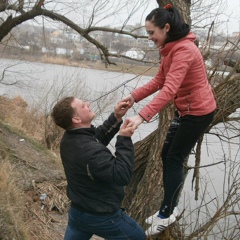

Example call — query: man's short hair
[51,96,75,130]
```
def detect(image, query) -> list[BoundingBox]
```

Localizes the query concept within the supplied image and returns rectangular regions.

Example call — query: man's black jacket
[60,113,134,214]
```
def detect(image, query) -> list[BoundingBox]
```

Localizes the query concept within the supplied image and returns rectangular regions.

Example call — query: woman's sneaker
[145,213,176,236]
[145,211,160,225]
[173,207,179,218]
[145,207,179,225]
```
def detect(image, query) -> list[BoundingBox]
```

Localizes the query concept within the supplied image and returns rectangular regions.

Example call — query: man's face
[71,98,95,126]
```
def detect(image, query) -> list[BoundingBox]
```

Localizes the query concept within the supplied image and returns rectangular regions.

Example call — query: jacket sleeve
[88,135,134,186]
[95,113,122,146]
[137,45,194,122]
[131,64,165,103]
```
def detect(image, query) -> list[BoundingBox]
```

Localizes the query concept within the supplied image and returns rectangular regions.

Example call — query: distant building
[125,48,145,60]
[232,32,240,38]
[55,48,73,56]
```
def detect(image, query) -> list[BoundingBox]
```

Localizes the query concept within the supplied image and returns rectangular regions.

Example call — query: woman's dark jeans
[159,111,215,217]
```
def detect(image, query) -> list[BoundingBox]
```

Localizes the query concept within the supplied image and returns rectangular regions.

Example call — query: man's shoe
[145,207,179,225]
[145,214,176,236]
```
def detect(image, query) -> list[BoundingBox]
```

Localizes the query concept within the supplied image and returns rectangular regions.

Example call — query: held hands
[114,100,131,121]
[119,119,136,137]
[127,115,144,129]
[121,94,135,107]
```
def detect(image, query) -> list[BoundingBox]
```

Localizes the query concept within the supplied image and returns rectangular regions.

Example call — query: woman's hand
[121,94,135,107]
[127,115,144,129]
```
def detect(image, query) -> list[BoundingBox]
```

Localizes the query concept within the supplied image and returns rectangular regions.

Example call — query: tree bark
[122,2,240,240]
[123,72,240,240]
[157,0,191,24]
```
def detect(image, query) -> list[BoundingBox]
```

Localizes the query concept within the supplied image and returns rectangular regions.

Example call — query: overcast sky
[162,0,239,34]
[140,0,240,34]
[37,0,240,35]
[216,0,240,34]
[100,0,240,35]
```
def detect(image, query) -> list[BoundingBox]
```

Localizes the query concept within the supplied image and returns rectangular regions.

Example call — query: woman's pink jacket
[131,32,216,122]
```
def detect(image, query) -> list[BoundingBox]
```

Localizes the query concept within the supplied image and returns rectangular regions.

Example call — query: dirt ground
[0,123,104,240]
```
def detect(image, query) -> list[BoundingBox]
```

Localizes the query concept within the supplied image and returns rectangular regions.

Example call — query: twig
[187,160,225,170]
[12,154,40,170]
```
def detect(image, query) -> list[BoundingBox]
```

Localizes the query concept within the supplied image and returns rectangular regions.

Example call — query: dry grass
[0,95,63,151]
[0,96,41,138]
[0,124,105,239]
[0,122,68,239]
[0,96,68,239]
[22,181,69,240]
[0,158,28,239]
[0,96,28,127]
[40,55,80,67]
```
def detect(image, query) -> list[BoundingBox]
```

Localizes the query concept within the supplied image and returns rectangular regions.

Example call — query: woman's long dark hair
[146,5,190,43]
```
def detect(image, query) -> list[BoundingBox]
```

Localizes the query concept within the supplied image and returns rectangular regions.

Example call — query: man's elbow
[114,174,132,186]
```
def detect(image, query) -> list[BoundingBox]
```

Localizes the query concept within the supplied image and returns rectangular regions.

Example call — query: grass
[0,99,66,239]
[0,157,28,239]
[0,96,57,150]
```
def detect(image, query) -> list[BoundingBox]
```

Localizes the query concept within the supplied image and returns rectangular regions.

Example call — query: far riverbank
[0,51,159,77]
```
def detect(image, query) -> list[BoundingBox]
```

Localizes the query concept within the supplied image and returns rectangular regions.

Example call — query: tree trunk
[123,103,185,240]
[123,1,240,240]
[157,0,191,24]
[123,75,240,240]
[122,1,192,238]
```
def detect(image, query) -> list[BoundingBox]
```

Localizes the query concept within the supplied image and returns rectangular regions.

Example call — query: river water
[1,58,239,239]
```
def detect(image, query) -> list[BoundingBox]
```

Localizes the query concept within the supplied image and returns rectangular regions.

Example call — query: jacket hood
[160,32,197,57]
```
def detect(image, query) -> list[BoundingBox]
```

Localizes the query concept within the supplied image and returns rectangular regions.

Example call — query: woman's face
[145,20,169,48]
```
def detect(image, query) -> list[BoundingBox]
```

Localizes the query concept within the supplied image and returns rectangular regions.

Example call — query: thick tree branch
[0,6,148,65]
[0,8,44,41]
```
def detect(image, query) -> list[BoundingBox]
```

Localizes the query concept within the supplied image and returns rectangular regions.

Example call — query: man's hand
[119,119,136,137]
[114,100,131,121]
